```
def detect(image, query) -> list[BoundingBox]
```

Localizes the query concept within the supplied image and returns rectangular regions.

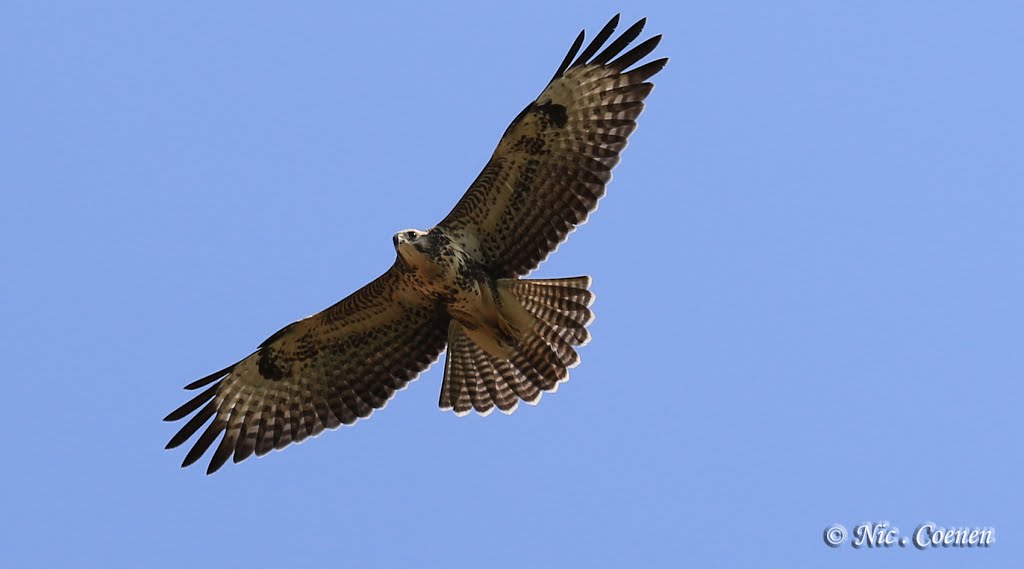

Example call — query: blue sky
[2,2,1020,567]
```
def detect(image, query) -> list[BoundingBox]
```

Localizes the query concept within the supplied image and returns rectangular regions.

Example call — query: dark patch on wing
[257,347,288,380]
[535,102,568,128]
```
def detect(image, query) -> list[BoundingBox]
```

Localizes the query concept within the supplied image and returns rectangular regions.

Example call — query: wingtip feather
[165,400,217,449]
[164,383,219,422]
[593,17,647,66]
[181,419,224,469]
[610,34,662,71]
[552,29,586,82]
[571,14,620,68]
[183,364,234,390]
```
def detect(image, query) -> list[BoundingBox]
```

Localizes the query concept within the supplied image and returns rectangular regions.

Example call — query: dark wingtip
[206,432,236,474]
[551,29,586,83]
[206,460,222,476]
[571,14,620,69]
[183,363,234,390]
[164,383,219,422]
[166,399,217,449]
[611,35,664,72]
[593,17,647,66]
[606,13,622,33]
[181,419,224,469]
[620,57,669,85]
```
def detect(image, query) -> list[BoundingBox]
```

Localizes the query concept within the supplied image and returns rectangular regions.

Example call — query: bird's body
[396,227,524,360]
[166,14,667,473]
[394,228,481,310]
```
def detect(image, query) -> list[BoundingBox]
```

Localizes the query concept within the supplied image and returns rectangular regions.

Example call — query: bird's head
[393,228,430,267]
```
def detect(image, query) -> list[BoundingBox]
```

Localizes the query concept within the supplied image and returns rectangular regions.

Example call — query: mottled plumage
[166,14,666,474]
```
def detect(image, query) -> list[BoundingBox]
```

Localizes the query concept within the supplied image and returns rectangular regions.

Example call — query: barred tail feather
[439,323,475,416]
[478,352,518,414]
[504,275,595,345]
[438,275,595,416]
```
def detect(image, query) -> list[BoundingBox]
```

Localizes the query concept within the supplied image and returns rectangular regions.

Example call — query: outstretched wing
[439,15,667,277]
[164,263,449,474]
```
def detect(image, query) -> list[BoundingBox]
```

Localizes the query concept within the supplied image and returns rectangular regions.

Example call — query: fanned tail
[439,276,595,416]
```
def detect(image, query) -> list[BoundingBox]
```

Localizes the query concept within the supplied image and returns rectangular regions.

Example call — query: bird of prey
[165,14,666,474]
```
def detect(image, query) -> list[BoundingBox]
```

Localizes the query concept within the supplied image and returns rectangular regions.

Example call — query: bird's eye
[406,231,416,240]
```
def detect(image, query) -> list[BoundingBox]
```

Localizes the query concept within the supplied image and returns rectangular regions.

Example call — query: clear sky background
[2,2,1020,567]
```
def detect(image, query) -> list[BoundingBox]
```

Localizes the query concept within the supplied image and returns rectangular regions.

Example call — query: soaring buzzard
[166,14,666,473]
